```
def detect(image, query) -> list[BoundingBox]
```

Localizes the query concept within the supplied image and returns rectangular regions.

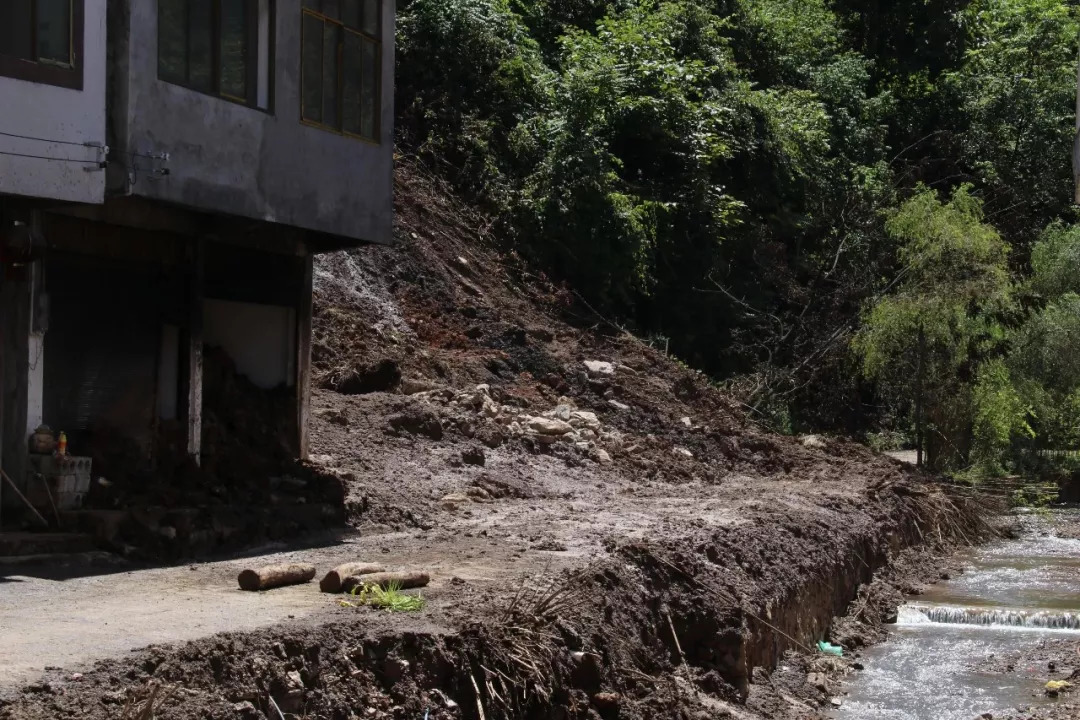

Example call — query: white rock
[476,383,491,394]
[482,398,501,417]
[680,416,692,427]
[609,400,631,412]
[673,447,694,459]
[570,411,601,428]
[801,434,826,449]
[583,360,616,377]
[594,449,612,465]
[528,417,575,435]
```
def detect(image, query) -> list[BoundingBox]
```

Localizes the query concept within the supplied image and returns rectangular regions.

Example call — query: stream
[833,508,1080,720]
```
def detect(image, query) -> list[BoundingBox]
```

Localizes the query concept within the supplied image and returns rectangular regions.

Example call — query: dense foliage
[394,0,1080,474]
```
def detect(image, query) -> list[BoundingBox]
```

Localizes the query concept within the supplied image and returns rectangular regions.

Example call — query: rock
[609,400,631,412]
[579,428,598,441]
[528,417,575,435]
[551,404,572,422]
[481,398,501,418]
[462,446,486,467]
[680,416,692,427]
[535,434,560,446]
[476,383,491,394]
[440,493,472,510]
[570,410,601,429]
[830,697,843,707]
[594,449,612,465]
[584,360,615,377]
[233,701,258,717]
[400,378,434,395]
[673,447,694,459]
[801,434,826,449]
[592,692,621,710]
[807,672,829,693]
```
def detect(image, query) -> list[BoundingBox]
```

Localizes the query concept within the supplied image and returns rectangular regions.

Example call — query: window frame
[156,0,275,112]
[300,2,381,145]
[0,0,84,91]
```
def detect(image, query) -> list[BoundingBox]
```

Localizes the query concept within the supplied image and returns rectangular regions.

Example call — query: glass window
[0,0,81,89]
[301,1,380,142]
[157,0,272,110]
[36,0,73,66]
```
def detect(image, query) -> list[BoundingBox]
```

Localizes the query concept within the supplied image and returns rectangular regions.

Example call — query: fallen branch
[320,562,386,593]
[340,571,431,593]
[237,563,317,592]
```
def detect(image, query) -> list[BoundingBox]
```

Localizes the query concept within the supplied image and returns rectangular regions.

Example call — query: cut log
[340,571,431,594]
[237,563,317,592]
[319,562,387,593]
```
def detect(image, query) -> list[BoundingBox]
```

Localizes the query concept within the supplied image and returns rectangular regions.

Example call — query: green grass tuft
[346,581,426,612]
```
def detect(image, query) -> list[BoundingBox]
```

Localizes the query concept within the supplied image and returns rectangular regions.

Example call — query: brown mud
[0,160,998,719]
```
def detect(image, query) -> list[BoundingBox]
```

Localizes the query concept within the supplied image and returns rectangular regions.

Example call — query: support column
[295,254,313,460]
[1,260,33,505]
[183,239,204,464]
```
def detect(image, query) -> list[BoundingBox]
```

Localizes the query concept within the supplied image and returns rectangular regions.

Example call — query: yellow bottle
[57,431,67,456]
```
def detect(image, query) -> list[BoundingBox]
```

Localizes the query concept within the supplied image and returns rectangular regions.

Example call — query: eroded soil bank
[0,162,997,719]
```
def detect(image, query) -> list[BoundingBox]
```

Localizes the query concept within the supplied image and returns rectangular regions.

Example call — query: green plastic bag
[817,641,843,657]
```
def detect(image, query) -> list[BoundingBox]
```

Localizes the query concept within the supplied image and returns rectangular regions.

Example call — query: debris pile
[402,373,627,466]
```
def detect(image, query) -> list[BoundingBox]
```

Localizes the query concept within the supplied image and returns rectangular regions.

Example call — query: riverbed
[833,508,1080,719]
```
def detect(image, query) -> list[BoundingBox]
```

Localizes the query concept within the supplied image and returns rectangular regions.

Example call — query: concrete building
[0,0,393,542]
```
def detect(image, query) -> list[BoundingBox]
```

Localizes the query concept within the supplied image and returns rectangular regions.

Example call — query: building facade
[0,0,393,525]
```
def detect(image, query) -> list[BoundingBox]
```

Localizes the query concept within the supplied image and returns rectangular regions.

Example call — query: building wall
[0,0,108,204]
[109,0,395,246]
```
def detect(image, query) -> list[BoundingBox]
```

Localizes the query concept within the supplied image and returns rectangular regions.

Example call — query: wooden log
[340,571,431,594]
[319,562,387,593]
[237,563,317,592]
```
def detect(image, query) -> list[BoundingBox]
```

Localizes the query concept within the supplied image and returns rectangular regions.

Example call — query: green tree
[854,185,1014,469]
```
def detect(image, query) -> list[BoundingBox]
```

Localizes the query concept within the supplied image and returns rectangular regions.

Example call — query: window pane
[360,38,377,139]
[342,31,362,135]
[188,0,213,91]
[342,0,361,31]
[361,0,378,37]
[220,0,248,99]
[158,0,187,84]
[321,0,340,20]
[321,23,339,128]
[36,0,72,66]
[301,13,323,122]
[0,1,34,61]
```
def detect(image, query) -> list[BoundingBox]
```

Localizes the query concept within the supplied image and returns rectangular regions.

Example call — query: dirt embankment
[0,160,996,719]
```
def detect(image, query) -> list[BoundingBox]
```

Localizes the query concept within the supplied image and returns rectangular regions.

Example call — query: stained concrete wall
[0,0,108,204]
[108,0,395,246]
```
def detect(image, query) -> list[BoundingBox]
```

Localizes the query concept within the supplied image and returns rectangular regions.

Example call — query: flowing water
[833,509,1080,720]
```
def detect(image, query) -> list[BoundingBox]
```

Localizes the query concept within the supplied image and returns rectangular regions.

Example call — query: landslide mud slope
[0,161,993,720]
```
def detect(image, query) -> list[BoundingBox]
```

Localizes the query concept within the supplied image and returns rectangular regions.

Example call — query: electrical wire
[0,128,99,147]
[0,148,103,165]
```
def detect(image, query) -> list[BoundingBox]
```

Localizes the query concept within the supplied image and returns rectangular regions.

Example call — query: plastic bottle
[57,431,67,456]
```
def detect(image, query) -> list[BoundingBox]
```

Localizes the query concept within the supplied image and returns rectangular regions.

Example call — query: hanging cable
[0,129,103,148]
[0,149,104,165]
